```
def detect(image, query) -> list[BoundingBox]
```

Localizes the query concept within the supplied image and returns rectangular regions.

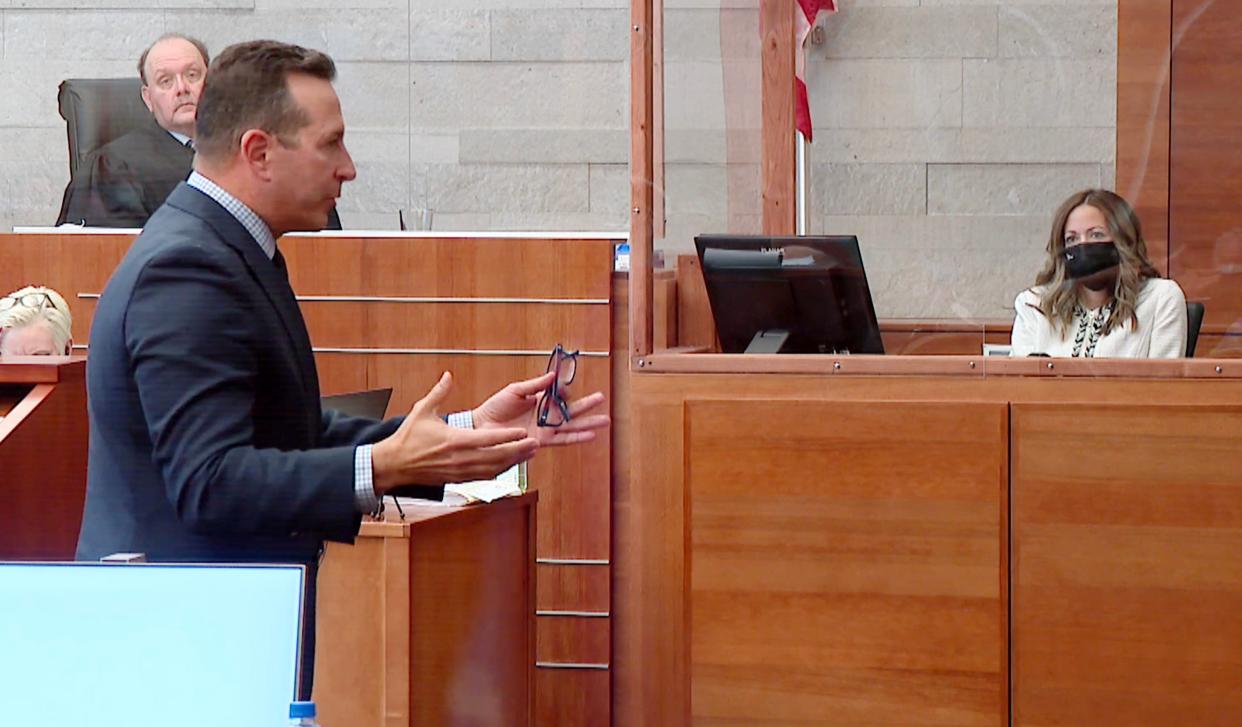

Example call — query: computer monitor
[0,562,305,727]
[694,234,884,354]
[321,387,393,419]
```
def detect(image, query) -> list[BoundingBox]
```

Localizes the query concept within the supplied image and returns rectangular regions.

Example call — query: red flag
[796,0,836,142]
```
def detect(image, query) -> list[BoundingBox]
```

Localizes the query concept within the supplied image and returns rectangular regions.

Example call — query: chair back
[1186,301,1205,357]
[57,78,150,179]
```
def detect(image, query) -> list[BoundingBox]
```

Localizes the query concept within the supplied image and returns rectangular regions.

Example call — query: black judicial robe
[56,119,343,229]
[58,120,194,228]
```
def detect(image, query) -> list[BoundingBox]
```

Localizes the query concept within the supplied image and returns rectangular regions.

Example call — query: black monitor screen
[694,234,884,355]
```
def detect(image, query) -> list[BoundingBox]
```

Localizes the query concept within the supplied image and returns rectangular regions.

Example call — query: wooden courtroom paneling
[299,300,610,353]
[686,399,1007,725]
[614,387,691,726]
[1168,1,1242,329]
[408,501,536,727]
[616,370,1242,727]
[1011,403,1242,726]
[0,234,131,344]
[674,255,719,351]
[1,231,616,723]
[880,322,1007,356]
[1116,0,1172,269]
[536,669,610,727]
[317,495,537,727]
[0,359,89,560]
[537,615,610,665]
[315,525,409,727]
[313,353,369,397]
[760,0,796,235]
[537,563,610,613]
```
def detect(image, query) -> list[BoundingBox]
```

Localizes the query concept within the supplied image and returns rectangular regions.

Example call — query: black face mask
[1064,242,1120,283]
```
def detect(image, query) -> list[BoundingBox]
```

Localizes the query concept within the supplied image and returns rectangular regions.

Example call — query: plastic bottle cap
[289,701,317,718]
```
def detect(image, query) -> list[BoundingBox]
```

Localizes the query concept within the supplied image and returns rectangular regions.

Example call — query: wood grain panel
[0,360,89,560]
[300,301,610,352]
[313,353,369,397]
[536,669,610,727]
[675,254,718,351]
[0,234,131,344]
[613,390,690,726]
[1012,403,1242,726]
[317,495,536,727]
[355,236,614,299]
[1194,333,1242,359]
[408,500,536,726]
[1117,0,1172,268]
[881,326,1005,356]
[760,0,796,235]
[537,563,610,613]
[1169,2,1242,326]
[315,532,407,727]
[653,270,678,350]
[537,615,610,664]
[630,0,655,357]
[686,399,1007,725]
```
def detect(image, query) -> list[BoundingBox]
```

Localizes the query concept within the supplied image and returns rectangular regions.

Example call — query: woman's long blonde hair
[1031,189,1162,335]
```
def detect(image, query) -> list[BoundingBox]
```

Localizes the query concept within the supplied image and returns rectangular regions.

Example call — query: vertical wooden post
[761,0,797,235]
[630,0,655,359]
[1116,0,1172,273]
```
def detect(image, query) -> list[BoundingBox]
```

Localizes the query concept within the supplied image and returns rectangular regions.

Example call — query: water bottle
[288,700,321,727]
[614,242,631,272]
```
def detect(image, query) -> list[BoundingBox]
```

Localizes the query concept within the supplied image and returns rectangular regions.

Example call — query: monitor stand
[744,329,790,354]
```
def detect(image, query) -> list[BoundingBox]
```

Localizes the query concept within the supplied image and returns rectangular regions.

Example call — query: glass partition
[4,1,1237,364]
[803,2,1119,357]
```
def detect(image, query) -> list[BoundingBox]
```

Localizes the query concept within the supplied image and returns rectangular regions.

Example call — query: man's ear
[140,85,155,114]
[238,129,276,180]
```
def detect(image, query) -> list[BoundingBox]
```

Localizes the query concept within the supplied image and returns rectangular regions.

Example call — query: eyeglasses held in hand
[537,343,579,428]
[0,292,54,313]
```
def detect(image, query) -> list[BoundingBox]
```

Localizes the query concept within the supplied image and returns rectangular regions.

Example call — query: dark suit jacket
[56,118,344,230]
[77,183,397,565]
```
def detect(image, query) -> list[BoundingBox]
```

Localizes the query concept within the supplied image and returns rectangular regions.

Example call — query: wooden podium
[314,492,538,727]
[0,357,88,559]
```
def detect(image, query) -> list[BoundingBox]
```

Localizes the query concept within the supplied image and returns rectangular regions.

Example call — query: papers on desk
[394,462,526,508]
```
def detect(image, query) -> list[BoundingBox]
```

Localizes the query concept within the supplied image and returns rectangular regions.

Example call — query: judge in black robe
[55,117,342,229]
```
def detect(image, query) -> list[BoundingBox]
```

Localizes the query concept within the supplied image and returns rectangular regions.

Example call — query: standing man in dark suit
[77,40,607,696]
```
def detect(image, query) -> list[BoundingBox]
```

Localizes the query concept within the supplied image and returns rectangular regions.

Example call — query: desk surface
[640,351,1242,379]
[358,492,538,537]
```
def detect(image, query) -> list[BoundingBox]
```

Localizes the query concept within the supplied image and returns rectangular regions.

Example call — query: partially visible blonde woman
[1010,189,1187,358]
[0,285,74,356]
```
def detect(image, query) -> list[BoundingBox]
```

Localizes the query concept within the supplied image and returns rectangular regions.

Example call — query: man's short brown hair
[193,40,337,162]
[137,33,210,85]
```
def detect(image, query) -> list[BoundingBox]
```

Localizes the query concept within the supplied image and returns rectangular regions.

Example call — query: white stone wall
[0,0,631,233]
[810,0,1118,318]
[661,0,1117,319]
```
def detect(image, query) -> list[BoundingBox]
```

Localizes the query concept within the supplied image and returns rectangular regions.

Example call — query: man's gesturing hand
[472,371,610,446]
[370,372,537,494]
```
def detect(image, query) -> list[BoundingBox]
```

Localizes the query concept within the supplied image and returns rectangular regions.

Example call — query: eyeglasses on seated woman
[0,286,74,357]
